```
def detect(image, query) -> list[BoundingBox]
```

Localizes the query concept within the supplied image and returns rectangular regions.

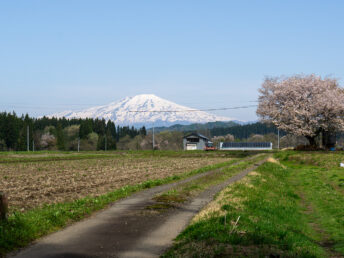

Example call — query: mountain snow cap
[48,94,234,127]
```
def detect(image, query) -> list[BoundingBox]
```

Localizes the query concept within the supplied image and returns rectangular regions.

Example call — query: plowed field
[0,153,230,212]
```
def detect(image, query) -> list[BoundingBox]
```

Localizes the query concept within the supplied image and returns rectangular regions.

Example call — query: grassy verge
[277,152,344,255]
[163,159,327,257]
[152,154,268,209]
[0,157,241,256]
[276,151,344,194]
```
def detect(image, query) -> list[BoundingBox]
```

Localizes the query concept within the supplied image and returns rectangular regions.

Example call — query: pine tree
[79,119,93,139]
[140,126,147,136]
[56,123,65,150]
[3,112,20,150]
[97,134,105,150]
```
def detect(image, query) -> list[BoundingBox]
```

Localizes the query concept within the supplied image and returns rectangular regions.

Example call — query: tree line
[207,122,286,140]
[0,112,147,151]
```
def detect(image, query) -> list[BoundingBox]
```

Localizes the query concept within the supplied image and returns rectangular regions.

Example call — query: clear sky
[1,0,343,121]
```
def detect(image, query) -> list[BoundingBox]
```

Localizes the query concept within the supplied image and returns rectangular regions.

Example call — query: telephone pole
[105,135,107,151]
[27,126,29,152]
[277,129,280,150]
[152,125,155,150]
[77,138,80,152]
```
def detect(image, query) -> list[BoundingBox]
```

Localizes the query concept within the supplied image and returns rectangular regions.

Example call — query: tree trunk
[0,192,8,221]
[322,131,336,150]
[306,136,317,148]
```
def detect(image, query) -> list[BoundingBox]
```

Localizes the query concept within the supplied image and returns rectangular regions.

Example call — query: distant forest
[0,112,289,151]
[153,121,286,140]
[152,121,239,133]
[209,122,286,139]
[0,112,146,151]
[152,121,286,140]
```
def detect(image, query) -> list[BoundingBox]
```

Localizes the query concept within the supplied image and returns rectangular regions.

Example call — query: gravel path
[10,156,267,258]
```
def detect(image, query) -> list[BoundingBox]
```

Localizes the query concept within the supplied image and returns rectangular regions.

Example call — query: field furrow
[0,155,229,212]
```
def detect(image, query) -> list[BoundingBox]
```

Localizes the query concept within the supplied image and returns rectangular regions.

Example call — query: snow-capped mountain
[48,94,233,127]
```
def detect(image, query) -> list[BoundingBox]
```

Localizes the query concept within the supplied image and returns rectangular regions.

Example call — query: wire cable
[128,105,257,113]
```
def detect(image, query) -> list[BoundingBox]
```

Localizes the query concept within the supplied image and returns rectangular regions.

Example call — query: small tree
[40,132,56,150]
[257,74,344,148]
[212,134,235,148]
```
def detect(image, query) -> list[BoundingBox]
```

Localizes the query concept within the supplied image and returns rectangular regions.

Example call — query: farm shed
[183,133,210,150]
[220,142,272,151]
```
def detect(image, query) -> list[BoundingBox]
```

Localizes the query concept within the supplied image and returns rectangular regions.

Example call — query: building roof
[183,133,209,140]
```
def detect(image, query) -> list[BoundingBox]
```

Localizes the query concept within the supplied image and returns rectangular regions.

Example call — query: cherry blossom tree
[256,74,344,147]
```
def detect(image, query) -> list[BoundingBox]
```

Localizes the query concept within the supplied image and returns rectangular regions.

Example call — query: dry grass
[0,156,228,212]
[192,178,250,224]
[191,189,228,222]
[267,157,286,168]
[191,169,262,224]
[248,171,261,176]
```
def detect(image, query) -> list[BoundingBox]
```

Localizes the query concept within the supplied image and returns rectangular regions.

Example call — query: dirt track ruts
[10,155,268,258]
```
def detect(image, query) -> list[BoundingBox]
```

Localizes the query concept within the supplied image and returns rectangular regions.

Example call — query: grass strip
[153,154,268,208]
[0,157,241,256]
[163,160,326,257]
[278,152,344,255]
[276,151,344,194]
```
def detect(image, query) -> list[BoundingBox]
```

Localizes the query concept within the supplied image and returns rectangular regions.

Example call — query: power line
[128,105,257,113]
[0,102,104,107]
[0,100,259,109]
[0,103,258,113]
[0,104,101,110]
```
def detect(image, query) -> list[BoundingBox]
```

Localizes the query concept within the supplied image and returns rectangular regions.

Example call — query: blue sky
[1,0,343,121]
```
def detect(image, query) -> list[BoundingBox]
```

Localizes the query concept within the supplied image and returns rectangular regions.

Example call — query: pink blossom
[257,74,344,143]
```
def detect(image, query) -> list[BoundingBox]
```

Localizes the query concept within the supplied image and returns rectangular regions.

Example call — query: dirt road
[10,157,267,258]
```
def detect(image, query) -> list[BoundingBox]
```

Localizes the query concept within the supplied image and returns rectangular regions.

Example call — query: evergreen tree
[140,126,147,136]
[3,112,20,150]
[116,125,120,141]
[56,123,65,150]
[106,120,117,138]
[94,119,106,135]
[79,119,93,139]
[209,122,284,140]
[97,134,105,150]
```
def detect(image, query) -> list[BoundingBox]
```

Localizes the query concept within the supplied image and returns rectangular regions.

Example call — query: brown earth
[0,156,229,212]
[9,156,265,258]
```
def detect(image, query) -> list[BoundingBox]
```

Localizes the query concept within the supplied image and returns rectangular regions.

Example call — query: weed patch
[154,155,267,209]
[163,161,326,257]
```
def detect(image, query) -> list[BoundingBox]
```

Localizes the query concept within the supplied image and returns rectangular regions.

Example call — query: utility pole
[32,140,34,152]
[77,137,80,152]
[277,129,280,150]
[152,125,155,150]
[105,135,107,151]
[27,126,29,152]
